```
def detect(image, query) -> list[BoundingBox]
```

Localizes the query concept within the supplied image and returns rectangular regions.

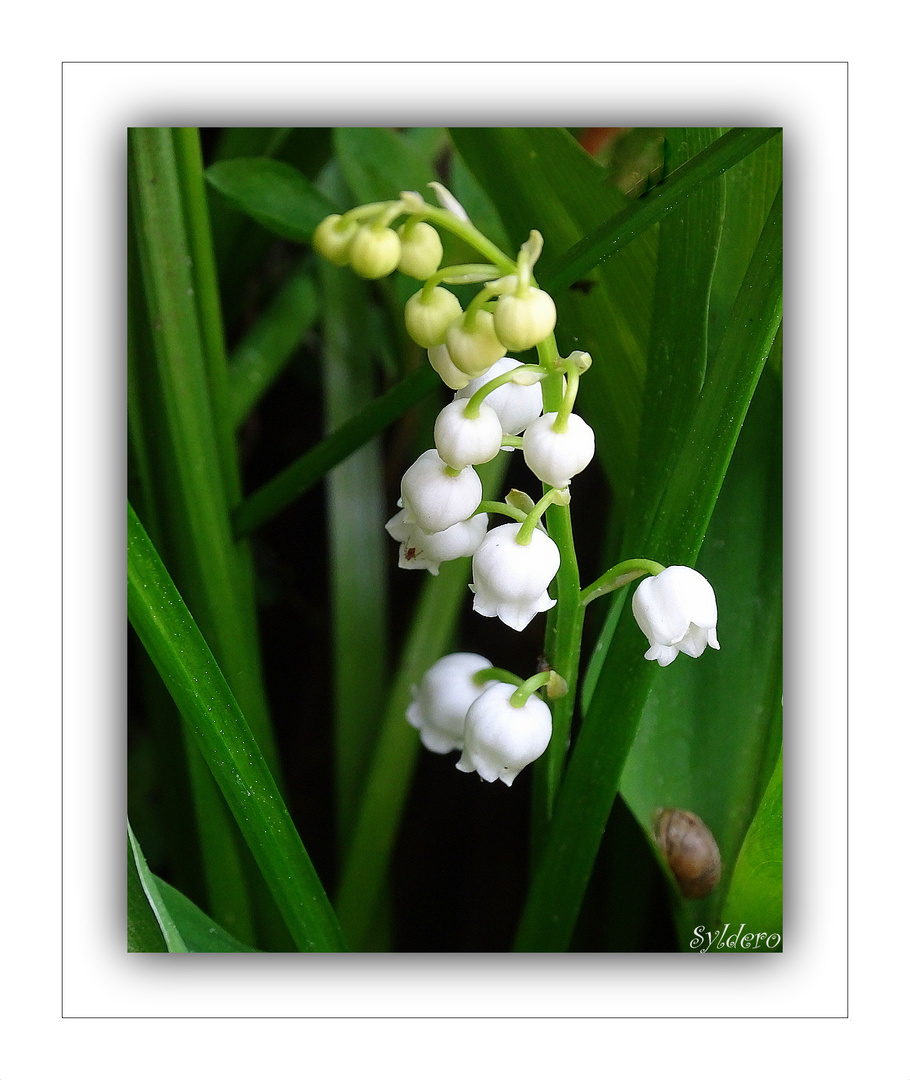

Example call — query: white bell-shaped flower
[470,522,560,631]
[407,652,493,754]
[631,565,721,667]
[399,449,483,534]
[434,399,503,470]
[454,357,544,437]
[385,509,488,575]
[522,411,596,489]
[456,681,552,786]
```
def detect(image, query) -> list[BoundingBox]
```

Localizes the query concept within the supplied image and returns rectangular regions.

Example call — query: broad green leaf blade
[334,127,438,207]
[621,367,783,938]
[205,157,337,242]
[128,830,168,953]
[128,821,188,953]
[318,254,391,852]
[153,876,261,952]
[449,126,656,511]
[514,184,782,951]
[626,128,726,543]
[127,502,347,952]
[707,750,782,951]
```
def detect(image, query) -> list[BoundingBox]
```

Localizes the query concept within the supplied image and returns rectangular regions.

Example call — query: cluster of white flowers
[312,186,720,788]
[406,653,553,787]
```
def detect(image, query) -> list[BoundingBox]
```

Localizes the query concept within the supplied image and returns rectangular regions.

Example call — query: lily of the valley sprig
[312,183,721,788]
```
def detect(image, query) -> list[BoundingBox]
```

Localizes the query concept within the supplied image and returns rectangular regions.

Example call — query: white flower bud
[396,220,444,279]
[434,399,503,470]
[385,509,488,576]
[427,343,472,390]
[454,357,544,436]
[493,287,557,352]
[400,449,483,534]
[522,412,595,489]
[348,224,401,279]
[445,309,506,378]
[631,566,721,667]
[312,214,358,266]
[407,652,493,754]
[456,681,552,786]
[405,287,463,348]
[470,522,560,632]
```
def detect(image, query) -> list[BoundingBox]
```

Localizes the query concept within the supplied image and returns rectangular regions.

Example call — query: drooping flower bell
[470,522,560,631]
[427,343,472,390]
[454,357,544,437]
[385,509,488,576]
[407,652,493,754]
[399,449,483,535]
[631,565,721,667]
[456,681,552,786]
[521,411,596,490]
[434,398,503,470]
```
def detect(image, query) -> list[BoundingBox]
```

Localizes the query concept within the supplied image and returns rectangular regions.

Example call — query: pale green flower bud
[427,344,472,390]
[312,214,358,266]
[493,287,557,352]
[396,220,444,279]
[348,224,402,279]
[445,310,506,378]
[405,287,463,348]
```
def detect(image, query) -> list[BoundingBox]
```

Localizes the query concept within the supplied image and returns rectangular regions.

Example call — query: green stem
[580,559,666,607]
[475,500,527,524]
[473,667,524,689]
[509,671,552,708]
[516,488,563,545]
[464,363,545,419]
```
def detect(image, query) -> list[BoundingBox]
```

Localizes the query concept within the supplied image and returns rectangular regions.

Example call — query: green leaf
[205,157,337,242]
[514,182,782,951]
[334,127,438,207]
[152,876,261,952]
[707,750,782,951]
[127,502,347,952]
[128,821,188,953]
[620,367,782,940]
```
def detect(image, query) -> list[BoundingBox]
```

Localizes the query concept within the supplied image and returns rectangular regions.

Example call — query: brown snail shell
[653,808,722,899]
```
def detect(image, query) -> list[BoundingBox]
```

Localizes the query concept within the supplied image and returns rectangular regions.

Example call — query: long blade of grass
[232,364,439,537]
[514,185,782,950]
[334,453,509,949]
[127,821,189,953]
[128,502,347,951]
[540,127,781,294]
